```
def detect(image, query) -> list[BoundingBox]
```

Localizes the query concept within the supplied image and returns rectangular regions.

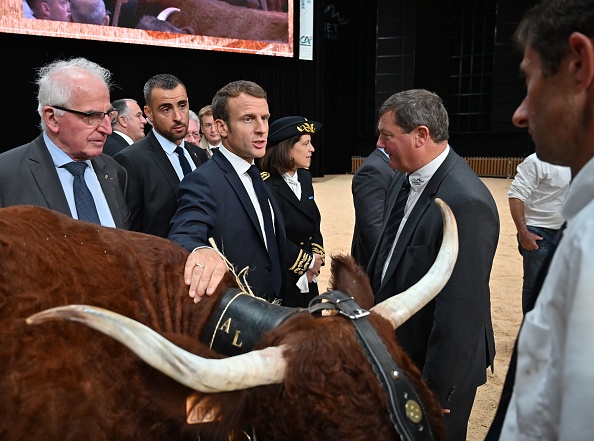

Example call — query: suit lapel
[214,154,267,244]
[379,150,458,293]
[272,172,316,221]
[91,155,122,228]
[145,132,181,193]
[29,136,72,216]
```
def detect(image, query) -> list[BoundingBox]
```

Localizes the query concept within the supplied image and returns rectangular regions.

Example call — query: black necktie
[62,161,101,225]
[485,223,566,440]
[372,175,411,293]
[247,165,282,298]
[175,146,192,176]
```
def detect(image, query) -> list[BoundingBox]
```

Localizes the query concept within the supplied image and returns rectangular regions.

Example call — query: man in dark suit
[351,146,396,270]
[0,57,130,229]
[169,80,287,303]
[113,74,207,238]
[103,98,147,157]
[366,89,499,441]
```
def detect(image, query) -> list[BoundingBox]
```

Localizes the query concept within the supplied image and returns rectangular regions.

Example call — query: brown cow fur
[134,0,288,42]
[0,205,444,440]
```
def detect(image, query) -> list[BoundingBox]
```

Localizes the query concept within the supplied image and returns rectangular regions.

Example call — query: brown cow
[0,201,457,441]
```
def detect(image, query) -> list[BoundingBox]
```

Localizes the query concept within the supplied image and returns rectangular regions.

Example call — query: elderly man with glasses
[0,57,130,229]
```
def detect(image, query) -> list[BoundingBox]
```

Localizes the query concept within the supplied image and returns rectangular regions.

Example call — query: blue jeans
[518,226,559,314]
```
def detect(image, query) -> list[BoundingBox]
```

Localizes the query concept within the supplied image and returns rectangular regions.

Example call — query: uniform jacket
[367,149,499,406]
[168,149,287,301]
[113,130,208,238]
[263,169,324,307]
[0,133,130,229]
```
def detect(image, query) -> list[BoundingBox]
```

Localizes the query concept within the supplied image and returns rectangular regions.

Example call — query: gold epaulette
[261,171,270,181]
[311,243,325,258]
[288,250,313,275]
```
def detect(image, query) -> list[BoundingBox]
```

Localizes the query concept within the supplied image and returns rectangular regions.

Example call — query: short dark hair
[211,80,267,126]
[259,135,302,175]
[143,74,185,104]
[379,89,449,143]
[514,0,594,76]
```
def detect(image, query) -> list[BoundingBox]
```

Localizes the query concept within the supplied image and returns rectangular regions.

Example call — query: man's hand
[518,229,543,251]
[184,248,229,302]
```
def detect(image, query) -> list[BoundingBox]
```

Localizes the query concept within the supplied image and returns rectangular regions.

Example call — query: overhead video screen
[0,0,293,57]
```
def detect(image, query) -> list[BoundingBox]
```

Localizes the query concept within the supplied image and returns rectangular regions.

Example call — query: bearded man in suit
[114,74,207,238]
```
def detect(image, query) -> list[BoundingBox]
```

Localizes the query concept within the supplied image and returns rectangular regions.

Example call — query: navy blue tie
[62,161,101,225]
[372,174,411,293]
[247,165,282,298]
[175,146,192,176]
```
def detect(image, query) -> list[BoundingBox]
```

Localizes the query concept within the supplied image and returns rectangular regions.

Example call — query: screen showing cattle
[0,0,293,57]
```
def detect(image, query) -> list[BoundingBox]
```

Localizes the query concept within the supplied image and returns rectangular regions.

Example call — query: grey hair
[379,89,449,143]
[71,0,107,25]
[188,109,200,130]
[110,98,137,127]
[36,57,113,131]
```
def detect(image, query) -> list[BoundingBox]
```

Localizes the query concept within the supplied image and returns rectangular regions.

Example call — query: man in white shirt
[103,98,147,157]
[508,153,570,313]
[169,80,287,303]
[487,0,594,439]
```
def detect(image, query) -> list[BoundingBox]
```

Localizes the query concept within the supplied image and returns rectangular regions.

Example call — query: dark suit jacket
[168,150,287,301]
[113,131,208,238]
[103,132,129,157]
[0,133,130,229]
[367,149,499,408]
[264,169,323,307]
[351,148,396,270]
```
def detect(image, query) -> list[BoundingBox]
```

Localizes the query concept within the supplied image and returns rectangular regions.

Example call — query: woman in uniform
[260,116,325,308]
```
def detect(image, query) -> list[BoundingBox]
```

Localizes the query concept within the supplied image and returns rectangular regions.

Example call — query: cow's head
[27,198,457,440]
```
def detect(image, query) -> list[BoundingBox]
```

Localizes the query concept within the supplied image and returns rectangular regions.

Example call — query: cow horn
[370,198,458,329]
[156,7,180,21]
[26,305,286,393]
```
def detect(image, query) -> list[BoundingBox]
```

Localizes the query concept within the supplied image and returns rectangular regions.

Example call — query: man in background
[507,152,570,314]
[27,0,71,21]
[103,98,146,157]
[351,145,396,269]
[114,74,207,238]
[70,0,109,25]
[184,109,202,145]
[0,57,129,228]
[198,104,222,158]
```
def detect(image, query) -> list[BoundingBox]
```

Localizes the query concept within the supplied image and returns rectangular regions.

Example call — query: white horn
[156,7,180,21]
[370,198,458,329]
[27,305,286,393]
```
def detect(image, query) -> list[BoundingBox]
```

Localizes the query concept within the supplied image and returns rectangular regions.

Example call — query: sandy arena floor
[312,174,522,441]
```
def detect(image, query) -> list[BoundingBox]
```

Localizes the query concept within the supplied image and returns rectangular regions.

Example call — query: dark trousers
[443,387,477,441]
[518,226,559,314]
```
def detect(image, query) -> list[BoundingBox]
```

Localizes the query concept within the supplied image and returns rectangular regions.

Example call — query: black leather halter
[308,291,436,441]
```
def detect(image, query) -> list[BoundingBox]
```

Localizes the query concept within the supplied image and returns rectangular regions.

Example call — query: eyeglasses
[52,105,119,126]
[187,132,201,140]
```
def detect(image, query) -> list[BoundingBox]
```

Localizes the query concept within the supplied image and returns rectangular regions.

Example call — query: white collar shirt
[152,128,196,180]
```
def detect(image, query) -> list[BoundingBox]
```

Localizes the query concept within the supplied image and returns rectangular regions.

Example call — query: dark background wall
[2,0,537,176]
